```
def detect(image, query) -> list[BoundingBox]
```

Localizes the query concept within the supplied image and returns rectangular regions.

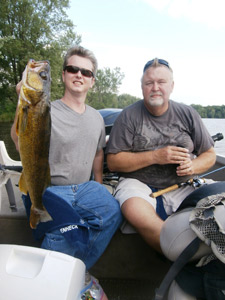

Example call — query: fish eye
[39,71,48,80]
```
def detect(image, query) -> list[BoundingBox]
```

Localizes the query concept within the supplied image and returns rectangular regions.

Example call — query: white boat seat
[0,141,22,212]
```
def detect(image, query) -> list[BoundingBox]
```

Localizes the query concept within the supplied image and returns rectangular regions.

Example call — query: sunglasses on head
[143,59,170,73]
[64,65,94,78]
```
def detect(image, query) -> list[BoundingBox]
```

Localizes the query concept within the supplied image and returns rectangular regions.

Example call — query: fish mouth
[22,60,50,88]
[19,59,51,105]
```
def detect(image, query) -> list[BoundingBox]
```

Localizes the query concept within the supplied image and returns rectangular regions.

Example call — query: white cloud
[141,0,225,29]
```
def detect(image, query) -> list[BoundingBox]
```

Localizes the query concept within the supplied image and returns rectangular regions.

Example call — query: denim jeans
[23,181,123,269]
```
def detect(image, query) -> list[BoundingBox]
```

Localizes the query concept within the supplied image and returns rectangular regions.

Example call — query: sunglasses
[143,59,170,73]
[64,65,94,78]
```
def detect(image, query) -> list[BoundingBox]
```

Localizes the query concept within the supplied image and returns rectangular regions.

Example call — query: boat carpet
[99,278,157,300]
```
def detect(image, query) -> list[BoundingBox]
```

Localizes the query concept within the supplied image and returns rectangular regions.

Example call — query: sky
[66,0,225,106]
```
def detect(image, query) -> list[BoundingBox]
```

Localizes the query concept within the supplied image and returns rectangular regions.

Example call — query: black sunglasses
[64,65,94,78]
[143,59,170,73]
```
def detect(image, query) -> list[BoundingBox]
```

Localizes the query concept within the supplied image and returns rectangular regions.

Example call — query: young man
[106,58,216,253]
[11,46,123,271]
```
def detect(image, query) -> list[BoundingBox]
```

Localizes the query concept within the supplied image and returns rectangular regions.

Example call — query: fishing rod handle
[150,184,179,198]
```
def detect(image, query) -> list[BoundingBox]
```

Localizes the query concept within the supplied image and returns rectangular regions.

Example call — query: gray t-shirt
[49,100,105,185]
[106,100,214,189]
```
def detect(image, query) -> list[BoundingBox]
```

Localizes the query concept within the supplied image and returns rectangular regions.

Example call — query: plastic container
[0,244,85,300]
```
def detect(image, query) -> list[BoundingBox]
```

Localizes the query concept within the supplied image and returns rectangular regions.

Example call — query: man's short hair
[63,46,98,76]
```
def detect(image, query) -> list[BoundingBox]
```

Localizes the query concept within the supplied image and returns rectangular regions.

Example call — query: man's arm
[92,148,104,184]
[107,146,216,176]
[11,105,19,152]
[107,146,190,173]
[11,81,22,152]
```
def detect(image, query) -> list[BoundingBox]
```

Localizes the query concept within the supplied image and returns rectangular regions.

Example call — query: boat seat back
[0,141,21,213]
[0,141,21,166]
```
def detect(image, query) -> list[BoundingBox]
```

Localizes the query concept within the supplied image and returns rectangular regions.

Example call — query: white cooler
[0,244,85,300]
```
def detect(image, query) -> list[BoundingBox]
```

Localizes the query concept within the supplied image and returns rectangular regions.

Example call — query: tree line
[0,0,224,122]
[191,104,225,119]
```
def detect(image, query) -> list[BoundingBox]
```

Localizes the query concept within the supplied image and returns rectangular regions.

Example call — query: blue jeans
[23,181,123,269]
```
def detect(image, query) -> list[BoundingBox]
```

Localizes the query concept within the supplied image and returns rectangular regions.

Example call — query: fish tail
[29,205,52,229]
[29,207,41,229]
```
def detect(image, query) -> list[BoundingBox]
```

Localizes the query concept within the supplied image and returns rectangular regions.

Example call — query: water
[202,118,225,156]
[0,119,224,161]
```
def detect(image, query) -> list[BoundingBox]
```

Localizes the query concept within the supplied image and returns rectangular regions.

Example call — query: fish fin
[15,114,20,136]
[30,205,52,229]
[40,208,53,223]
[20,106,29,133]
[18,172,28,195]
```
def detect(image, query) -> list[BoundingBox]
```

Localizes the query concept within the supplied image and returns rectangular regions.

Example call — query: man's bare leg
[121,197,164,252]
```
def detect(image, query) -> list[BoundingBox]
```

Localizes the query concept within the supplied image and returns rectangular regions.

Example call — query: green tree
[191,104,207,118]
[86,67,124,109]
[0,0,81,119]
[118,93,139,108]
[214,106,222,118]
[206,106,215,118]
[191,104,225,119]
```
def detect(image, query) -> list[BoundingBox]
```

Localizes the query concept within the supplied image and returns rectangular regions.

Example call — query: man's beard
[147,95,164,107]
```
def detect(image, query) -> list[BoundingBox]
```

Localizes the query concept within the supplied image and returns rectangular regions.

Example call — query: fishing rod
[150,165,225,198]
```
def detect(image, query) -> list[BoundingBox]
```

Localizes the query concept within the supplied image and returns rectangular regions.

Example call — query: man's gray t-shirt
[106,100,214,189]
[49,100,105,185]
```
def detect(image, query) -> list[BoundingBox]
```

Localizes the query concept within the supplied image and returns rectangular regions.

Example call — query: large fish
[16,59,52,229]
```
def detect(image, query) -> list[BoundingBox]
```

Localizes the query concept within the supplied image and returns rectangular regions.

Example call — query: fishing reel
[186,177,206,188]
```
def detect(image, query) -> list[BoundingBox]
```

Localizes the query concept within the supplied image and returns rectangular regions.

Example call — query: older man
[106,58,216,252]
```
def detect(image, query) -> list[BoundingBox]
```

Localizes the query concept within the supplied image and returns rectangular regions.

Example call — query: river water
[0,118,224,161]
[202,119,225,156]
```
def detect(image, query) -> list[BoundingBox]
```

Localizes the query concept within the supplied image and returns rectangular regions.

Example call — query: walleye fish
[16,59,52,229]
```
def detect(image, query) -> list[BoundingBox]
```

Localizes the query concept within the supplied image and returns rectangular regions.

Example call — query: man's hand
[176,158,194,176]
[154,146,194,176]
[153,146,190,165]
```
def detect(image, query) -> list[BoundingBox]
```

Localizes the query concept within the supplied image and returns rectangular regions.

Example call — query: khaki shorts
[114,177,215,216]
